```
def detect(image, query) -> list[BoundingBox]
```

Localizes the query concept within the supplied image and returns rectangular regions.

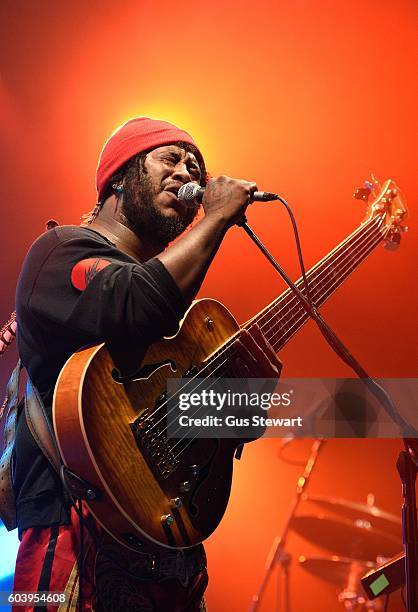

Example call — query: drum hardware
[249,439,325,612]
[299,556,382,610]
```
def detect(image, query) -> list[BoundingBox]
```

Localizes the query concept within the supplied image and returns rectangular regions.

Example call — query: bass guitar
[53,177,408,551]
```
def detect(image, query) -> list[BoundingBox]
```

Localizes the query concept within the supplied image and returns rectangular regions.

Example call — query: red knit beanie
[96,117,202,202]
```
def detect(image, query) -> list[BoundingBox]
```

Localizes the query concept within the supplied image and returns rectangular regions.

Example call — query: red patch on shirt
[71,258,111,291]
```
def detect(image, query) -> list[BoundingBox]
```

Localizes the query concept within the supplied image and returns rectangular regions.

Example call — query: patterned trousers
[13,503,208,612]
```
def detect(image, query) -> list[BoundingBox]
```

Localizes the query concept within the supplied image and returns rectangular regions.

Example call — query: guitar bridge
[130,393,179,479]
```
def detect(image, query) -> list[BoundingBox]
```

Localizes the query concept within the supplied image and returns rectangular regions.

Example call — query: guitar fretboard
[204,214,387,377]
[247,215,386,352]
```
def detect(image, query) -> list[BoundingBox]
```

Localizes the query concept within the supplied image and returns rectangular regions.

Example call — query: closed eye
[161,153,201,180]
[189,165,201,180]
[163,154,178,164]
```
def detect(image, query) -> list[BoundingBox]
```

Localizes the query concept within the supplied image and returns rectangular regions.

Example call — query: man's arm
[156,175,256,303]
[156,175,282,380]
[17,228,188,350]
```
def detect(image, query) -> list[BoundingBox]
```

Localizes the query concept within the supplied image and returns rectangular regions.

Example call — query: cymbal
[298,555,375,588]
[291,515,401,561]
[302,494,401,538]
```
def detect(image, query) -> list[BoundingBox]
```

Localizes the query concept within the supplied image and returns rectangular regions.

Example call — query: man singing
[12,117,281,610]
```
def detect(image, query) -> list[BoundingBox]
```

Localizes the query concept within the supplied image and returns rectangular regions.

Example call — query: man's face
[121,144,202,247]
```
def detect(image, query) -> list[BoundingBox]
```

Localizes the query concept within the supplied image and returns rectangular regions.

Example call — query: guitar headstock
[354,176,408,249]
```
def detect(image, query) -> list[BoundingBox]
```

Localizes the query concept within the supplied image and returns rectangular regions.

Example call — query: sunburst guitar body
[54,299,242,552]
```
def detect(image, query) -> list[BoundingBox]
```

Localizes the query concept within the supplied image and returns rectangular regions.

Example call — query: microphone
[177,182,279,204]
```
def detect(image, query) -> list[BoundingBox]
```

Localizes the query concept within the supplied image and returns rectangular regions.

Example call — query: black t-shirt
[14,225,187,531]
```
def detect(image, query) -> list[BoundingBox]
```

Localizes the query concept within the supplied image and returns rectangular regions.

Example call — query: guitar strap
[0,360,22,530]
[24,377,61,474]
[0,361,95,531]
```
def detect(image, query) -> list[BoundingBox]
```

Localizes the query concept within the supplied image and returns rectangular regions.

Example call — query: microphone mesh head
[178,182,200,202]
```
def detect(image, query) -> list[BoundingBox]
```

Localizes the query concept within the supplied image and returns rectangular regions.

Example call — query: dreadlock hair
[81,142,208,225]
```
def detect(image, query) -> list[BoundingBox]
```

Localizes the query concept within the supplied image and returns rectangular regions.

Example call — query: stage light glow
[0,524,19,580]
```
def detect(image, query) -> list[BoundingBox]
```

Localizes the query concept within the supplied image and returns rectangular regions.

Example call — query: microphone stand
[237,216,415,437]
[397,444,418,612]
[249,439,324,612]
[238,215,418,610]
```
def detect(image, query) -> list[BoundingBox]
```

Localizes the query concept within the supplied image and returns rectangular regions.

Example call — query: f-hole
[112,359,177,384]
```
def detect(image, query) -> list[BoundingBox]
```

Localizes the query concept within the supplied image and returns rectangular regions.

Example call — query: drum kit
[249,441,405,611]
[294,494,403,610]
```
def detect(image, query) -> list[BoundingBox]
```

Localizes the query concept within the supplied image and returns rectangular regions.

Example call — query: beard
[121,172,199,248]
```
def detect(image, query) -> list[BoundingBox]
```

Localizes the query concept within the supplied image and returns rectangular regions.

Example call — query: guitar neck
[247,215,386,353]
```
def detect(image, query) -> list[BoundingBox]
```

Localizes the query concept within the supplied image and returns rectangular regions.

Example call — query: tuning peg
[353,186,372,202]
[384,231,401,250]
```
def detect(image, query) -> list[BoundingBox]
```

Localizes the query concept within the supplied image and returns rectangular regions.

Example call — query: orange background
[0,1,417,610]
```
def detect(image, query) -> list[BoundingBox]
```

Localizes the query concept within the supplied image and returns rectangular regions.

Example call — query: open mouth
[164,185,181,199]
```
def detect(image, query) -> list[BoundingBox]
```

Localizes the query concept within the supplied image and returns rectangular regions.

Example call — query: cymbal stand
[249,439,325,612]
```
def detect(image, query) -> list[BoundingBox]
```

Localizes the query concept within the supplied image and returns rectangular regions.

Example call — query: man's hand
[226,323,281,448]
[202,175,258,228]
[231,323,282,379]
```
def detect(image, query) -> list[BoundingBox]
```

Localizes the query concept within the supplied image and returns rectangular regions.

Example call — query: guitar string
[252,216,383,339]
[167,222,388,459]
[167,221,385,444]
[154,219,382,426]
[253,214,381,329]
[167,221,385,447]
[145,217,385,439]
[162,227,387,462]
[168,219,387,452]
[259,217,385,347]
[143,217,383,437]
[143,217,386,446]
[147,217,385,444]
